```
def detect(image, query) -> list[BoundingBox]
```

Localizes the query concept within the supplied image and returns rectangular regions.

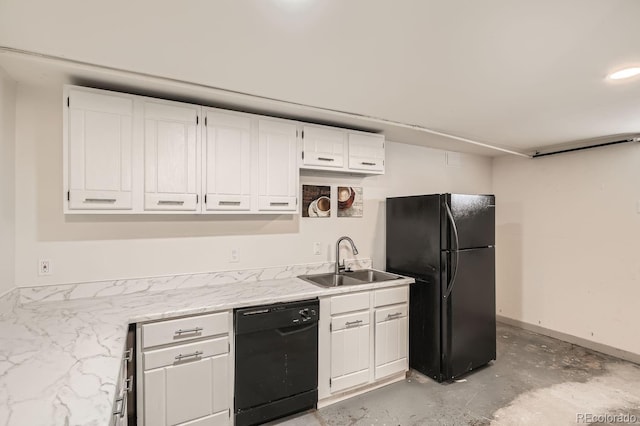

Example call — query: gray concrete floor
[273,323,640,425]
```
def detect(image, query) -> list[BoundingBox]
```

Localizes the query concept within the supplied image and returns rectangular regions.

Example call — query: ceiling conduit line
[532,137,640,158]
[0,45,531,158]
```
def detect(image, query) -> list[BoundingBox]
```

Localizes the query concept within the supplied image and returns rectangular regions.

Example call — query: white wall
[13,84,492,287]
[493,143,640,356]
[0,67,16,295]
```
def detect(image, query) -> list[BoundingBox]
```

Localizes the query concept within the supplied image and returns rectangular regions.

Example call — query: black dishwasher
[234,299,319,426]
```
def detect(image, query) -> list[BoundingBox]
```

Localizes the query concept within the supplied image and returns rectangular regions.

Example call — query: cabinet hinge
[67,97,70,108]
[67,191,70,201]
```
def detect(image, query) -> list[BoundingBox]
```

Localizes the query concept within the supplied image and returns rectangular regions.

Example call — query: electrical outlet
[230,248,239,263]
[38,259,52,276]
[313,242,321,255]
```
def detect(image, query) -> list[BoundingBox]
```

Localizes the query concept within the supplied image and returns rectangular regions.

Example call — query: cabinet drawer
[374,286,408,307]
[145,193,198,211]
[331,291,370,315]
[257,196,297,211]
[144,336,229,370]
[331,311,370,332]
[206,194,251,211]
[69,190,132,210]
[375,304,408,323]
[142,311,229,348]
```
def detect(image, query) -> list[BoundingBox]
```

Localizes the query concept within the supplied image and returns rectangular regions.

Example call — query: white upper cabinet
[143,100,200,212]
[348,132,385,173]
[257,119,298,212]
[64,85,383,215]
[301,125,346,168]
[203,110,252,212]
[300,125,385,175]
[65,88,134,211]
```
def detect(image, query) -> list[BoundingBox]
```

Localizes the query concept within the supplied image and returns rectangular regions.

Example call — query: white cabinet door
[302,125,346,168]
[66,88,134,210]
[374,304,408,380]
[257,120,298,212]
[348,132,385,173]
[143,354,229,426]
[203,110,252,211]
[330,311,371,393]
[144,100,200,211]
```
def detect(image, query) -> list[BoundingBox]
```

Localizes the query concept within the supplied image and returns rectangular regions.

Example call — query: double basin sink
[298,269,402,288]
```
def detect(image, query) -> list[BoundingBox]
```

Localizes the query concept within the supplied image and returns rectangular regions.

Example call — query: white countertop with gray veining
[0,271,413,426]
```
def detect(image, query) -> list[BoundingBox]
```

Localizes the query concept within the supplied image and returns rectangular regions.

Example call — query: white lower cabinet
[374,304,408,379]
[138,312,231,426]
[319,285,409,403]
[330,311,370,392]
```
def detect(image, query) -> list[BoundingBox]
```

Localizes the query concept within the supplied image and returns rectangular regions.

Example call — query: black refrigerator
[386,193,496,382]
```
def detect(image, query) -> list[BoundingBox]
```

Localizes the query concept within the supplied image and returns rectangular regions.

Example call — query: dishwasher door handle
[276,323,317,336]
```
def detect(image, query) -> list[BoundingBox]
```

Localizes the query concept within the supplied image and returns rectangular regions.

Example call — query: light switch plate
[313,242,321,255]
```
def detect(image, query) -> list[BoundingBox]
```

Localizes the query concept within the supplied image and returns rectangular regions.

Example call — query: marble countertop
[0,273,413,426]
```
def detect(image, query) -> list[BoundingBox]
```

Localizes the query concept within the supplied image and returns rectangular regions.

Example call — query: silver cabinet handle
[270,202,289,206]
[175,350,203,361]
[318,157,335,162]
[219,201,241,206]
[345,320,363,327]
[175,327,203,335]
[125,375,133,393]
[387,312,403,319]
[123,348,133,363]
[113,397,125,417]
[361,161,377,166]
[158,200,185,205]
[84,198,116,203]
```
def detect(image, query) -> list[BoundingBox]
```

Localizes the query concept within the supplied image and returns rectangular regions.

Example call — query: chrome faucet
[335,236,359,274]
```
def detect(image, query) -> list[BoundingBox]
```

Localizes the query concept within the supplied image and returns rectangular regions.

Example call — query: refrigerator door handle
[444,201,460,298]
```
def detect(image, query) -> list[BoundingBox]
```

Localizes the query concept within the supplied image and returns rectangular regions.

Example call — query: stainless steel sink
[299,269,402,288]
[343,269,401,283]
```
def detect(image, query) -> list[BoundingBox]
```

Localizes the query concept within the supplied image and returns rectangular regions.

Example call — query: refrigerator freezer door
[442,246,496,381]
[386,195,441,282]
[443,194,495,250]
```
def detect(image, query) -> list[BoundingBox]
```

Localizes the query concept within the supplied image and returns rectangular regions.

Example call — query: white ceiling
[1,0,639,156]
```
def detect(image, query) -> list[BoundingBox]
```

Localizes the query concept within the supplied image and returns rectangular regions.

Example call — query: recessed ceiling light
[608,67,640,80]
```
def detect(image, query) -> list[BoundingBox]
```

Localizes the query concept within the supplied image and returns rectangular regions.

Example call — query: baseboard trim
[497,315,640,365]
[317,372,406,409]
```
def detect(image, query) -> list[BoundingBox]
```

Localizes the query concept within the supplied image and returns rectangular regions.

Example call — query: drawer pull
[318,157,335,162]
[345,320,363,327]
[361,161,377,166]
[123,348,133,363]
[270,202,289,206]
[175,327,203,335]
[84,198,116,203]
[175,350,203,361]
[125,375,133,393]
[113,397,125,417]
[219,201,241,206]
[387,312,403,319]
[158,200,185,205]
